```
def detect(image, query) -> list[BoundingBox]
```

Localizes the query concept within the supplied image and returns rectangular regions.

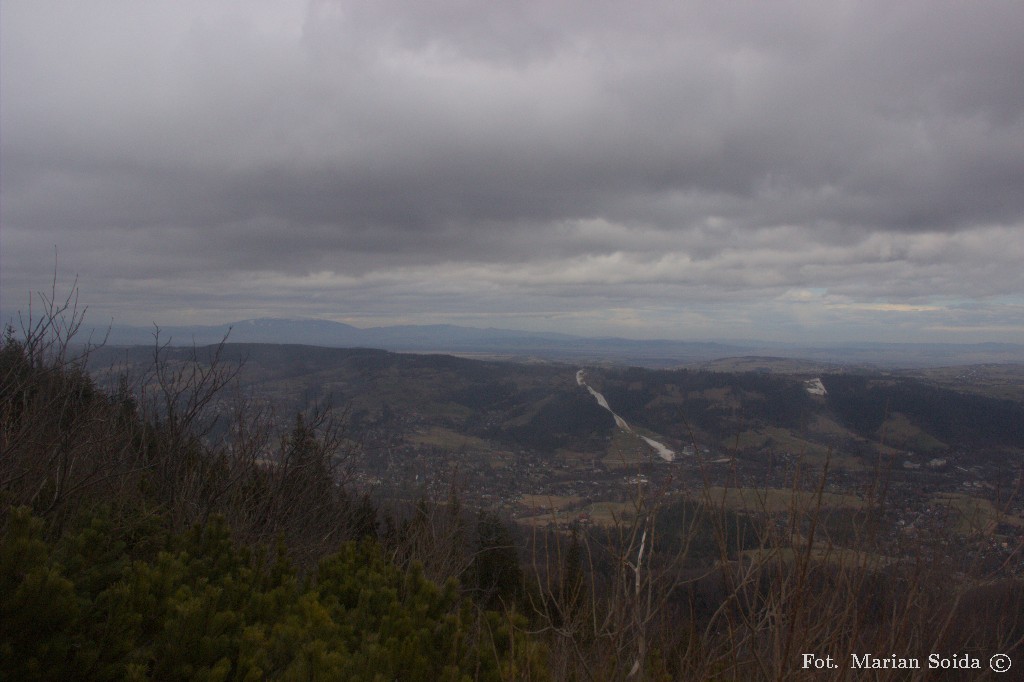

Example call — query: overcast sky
[3,1,1023,343]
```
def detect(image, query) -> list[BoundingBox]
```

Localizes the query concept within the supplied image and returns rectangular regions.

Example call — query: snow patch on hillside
[805,378,827,396]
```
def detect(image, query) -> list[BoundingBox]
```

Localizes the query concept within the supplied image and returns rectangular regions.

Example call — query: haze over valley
[86,316,1024,369]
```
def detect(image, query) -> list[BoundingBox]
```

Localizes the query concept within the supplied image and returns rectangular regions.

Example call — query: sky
[2,0,1023,344]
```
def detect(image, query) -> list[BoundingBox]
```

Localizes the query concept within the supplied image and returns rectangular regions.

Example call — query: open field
[808,414,845,433]
[515,500,640,528]
[697,486,866,513]
[520,494,583,511]
[601,430,658,469]
[738,545,895,568]
[879,412,947,452]
[729,427,832,459]
[931,492,1024,536]
[408,426,490,450]
[582,501,640,526]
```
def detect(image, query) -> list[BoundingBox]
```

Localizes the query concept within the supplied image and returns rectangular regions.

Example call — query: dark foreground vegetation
[3,293,1023,680]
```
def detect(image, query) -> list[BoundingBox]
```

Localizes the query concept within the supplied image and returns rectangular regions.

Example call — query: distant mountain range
[68,317,1024,368]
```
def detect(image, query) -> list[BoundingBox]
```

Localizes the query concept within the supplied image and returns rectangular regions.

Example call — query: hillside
[88,343,1024,510]
[6,325,1024,679]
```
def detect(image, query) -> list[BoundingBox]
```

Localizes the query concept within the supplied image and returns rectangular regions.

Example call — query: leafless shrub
[1,276,367,569]
[382,478,475,586]
[519,428,1024,681]
[0,273,134,531]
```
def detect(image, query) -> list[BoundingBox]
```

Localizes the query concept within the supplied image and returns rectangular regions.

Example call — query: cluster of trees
[2,508,541,680]
[502,389,616,452]
[3,292,1023,680]
[594,368,815,444]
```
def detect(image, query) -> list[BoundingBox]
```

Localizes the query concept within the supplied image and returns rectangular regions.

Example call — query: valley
[90,342,1024,575]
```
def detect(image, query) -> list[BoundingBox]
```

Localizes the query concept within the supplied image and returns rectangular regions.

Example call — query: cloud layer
[3,0,1023,342]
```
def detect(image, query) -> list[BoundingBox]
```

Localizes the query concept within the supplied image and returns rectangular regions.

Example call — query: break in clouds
[2,0,1023,342]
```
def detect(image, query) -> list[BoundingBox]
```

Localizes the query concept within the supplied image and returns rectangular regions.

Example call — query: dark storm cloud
[2,0,1022,340]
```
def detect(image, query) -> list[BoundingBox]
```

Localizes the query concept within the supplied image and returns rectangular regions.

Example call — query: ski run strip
[576,370,675,462]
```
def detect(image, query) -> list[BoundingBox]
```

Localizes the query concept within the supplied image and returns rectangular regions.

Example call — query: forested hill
[822,374,1024,448]
[89,342,1024,455]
